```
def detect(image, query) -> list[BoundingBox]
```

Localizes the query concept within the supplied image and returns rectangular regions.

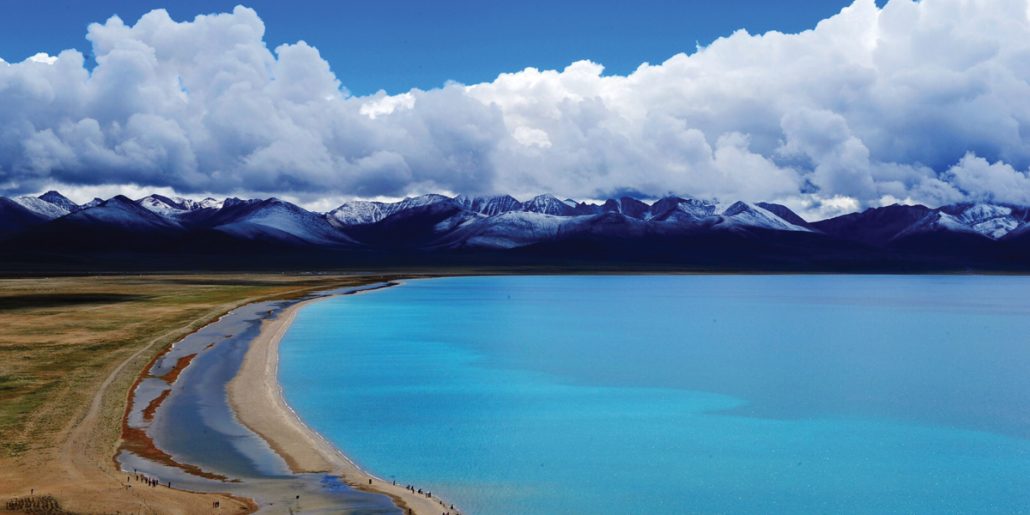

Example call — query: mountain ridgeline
[2,191,1030,271]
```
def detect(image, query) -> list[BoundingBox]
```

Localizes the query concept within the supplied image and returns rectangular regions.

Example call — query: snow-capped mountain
[328,194,457,226]
[198,198,224,210]
[719,202,812,232]
[649,196,719,221]
[82,198,104,209]
[328,200,390,226]
[38,191,81,213]
[137,194,224,219]
[206,198,355,246]
[756,203,815,230]
[601,197,650,219]
[439,211,567,249]
[896,211,981,240]
[5,189,1030,271]
[389,194,455,212]
[454,194,524,216]
[9,190,85,220]
[61,195,182,231]
[822,202,1029,244]
[138,195,192,216]
[13,195,71,220]
[941,203,1026,239]
[522,194,577,216]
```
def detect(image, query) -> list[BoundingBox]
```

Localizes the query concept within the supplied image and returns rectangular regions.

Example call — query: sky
[1,0,874,95]
[1,0,1029,219]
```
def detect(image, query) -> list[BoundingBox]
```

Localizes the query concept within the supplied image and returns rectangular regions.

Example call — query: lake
[279,275,1030,514]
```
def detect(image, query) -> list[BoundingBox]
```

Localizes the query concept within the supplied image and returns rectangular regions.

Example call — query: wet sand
[119,286,403,514]
[227,286,459,515]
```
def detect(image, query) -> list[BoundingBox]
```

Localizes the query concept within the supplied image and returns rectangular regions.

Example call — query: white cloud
[1,0,1030,219]
[785,194,864,221]
[943,153,1030,205]
[360,92,415,119]
[512,126,552,148]
[27,53,58,65]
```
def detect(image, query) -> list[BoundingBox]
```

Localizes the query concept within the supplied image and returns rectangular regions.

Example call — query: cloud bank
[1,0,1029,218]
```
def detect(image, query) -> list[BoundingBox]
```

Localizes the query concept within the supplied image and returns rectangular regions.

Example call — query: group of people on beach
[401,483,434,499]
[128,470,169,489]
[378,479,457,515]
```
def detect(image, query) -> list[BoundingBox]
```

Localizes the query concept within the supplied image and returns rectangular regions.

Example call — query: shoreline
[227,283,459,515]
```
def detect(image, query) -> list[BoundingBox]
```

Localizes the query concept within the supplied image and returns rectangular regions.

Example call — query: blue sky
[1,0,876,95]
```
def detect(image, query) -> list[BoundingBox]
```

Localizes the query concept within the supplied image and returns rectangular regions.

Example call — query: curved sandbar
[228,283,458,515]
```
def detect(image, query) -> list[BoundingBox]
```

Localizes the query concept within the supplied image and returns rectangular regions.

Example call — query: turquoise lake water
[278,275,1030,514]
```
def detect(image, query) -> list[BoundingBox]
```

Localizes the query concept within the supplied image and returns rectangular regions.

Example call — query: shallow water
[279,275,1030,514]
[119,284,400,514]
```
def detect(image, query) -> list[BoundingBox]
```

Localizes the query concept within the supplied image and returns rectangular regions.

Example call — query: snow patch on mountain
[138,195,188,216]
[38,191,80,212]
[523,194,575,216]
[720,201,812,232]
[896,211,982,240]
[392,194,454,212]
[82,198,105,209]
[328,200,389,226]
[13,196,70,219]
[198,198,223,210]
[602,197,650,219]
[432,211,479,234]
[139,194,225,216]
[330,194,457,226]
[649,196,718,222]
[953,204,1020,239]
[215,199,354,245]
[454,194,523,216]
[895,203,1025,240]
[66,196,181,231]
[461,212,568,249]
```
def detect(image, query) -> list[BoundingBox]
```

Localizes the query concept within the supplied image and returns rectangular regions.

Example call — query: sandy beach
[227,289,458,515]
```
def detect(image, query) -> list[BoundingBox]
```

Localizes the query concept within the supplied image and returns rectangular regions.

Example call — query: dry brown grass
[0,273,388,514]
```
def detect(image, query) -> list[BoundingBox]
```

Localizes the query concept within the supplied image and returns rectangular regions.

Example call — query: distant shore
[227,282,458,515]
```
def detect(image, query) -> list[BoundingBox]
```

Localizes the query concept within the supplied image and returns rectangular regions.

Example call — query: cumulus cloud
[943,153,1030,205]
[1,0,1030,218]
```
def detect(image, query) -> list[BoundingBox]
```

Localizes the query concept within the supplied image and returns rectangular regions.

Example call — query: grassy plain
[0,273,383,514]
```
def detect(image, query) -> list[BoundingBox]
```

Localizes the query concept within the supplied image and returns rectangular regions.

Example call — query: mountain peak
[9,190,1030,270]
[82,198,104,209]
[38,190,79,212]
[59,193,181,232]
[223,197,261,209]
[602,197,650,219]
[756,202,811,228]
[650,196,717,221]
[721,201,811,232]
[721,201,755,216]
[14,195,71,220]
[105,195,136,207]
[523,194,575,216]
[455,194,523,216]
[328,200,388,226]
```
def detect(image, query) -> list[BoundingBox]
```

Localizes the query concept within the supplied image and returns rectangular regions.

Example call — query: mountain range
[3,190,1030,271]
